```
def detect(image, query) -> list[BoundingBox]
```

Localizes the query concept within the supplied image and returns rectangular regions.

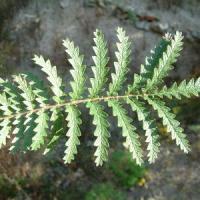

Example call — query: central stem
[0,93,150,121]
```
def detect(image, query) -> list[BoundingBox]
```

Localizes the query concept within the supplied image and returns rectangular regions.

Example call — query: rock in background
[0,1,200,200]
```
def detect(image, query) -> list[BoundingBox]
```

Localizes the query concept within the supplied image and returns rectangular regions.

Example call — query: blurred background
[0,0,200,199]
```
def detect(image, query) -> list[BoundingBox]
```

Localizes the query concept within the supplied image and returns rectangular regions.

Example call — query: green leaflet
[31,110,49,150]
[89,29,109,97]
[33,55,64,103]
[146,31,184,91]
[24,73,49,106]
[157,78,200,99]
[14,74,50,151]
[87,102,110,166]
[63,105,82,163]
[127,98,160,163]
[13,75,35,110]
[10,115,25,152]
[63,38,86,100]
[0,79,22,112]
[108,100,143,165]
[26,74,50,150]
[128,37,170,93]
[87,29,110,166]
[0,80,25,152]
[146,97,190,153]
[22,113,37,151]
[63,38,86,163]
[0,27,199,166]
[0,119,11,148]
[0,93,12,148]
[13,75,37,151]
[43,108,65,155]
[109,27,131,95]
[107,28,144,165]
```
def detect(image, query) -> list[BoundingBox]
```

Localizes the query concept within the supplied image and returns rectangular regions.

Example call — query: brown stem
[0,93,151,121]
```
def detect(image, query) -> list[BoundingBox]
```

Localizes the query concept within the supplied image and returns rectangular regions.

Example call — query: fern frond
[10,115,25,152]
[109,27,131,95]
[63,39,86,100]
[0,78,22,112]
[87,102,110,166]
[21,74,50,150]
[0,93,12,148]
[128,38,170,93]
[108,100,143,165]
[107,28,143,165]
[43,109,64,155]
[146,97,190,153]
[0,79,25,152]
[0,118,11,148]
[63,105,81,163]
[157,78,200,99]
[0,27,199,166]
[87,29,110,166]
[89,29,109,97]
[33,55,64,103]
[32,57,65,153]
[22,113,36,151]
[63,39,86,163]
[127,98,160,163]
[31,110,49,150]
[13,75,36,110]
[146,31,183,90]
[13,75,38,151]
[25,73,49,106]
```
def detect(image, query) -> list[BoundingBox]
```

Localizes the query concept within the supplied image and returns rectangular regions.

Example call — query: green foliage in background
[0,175,17,199]
[0,27,200,166]
[108,151,146,188]
[85,182,126,200]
